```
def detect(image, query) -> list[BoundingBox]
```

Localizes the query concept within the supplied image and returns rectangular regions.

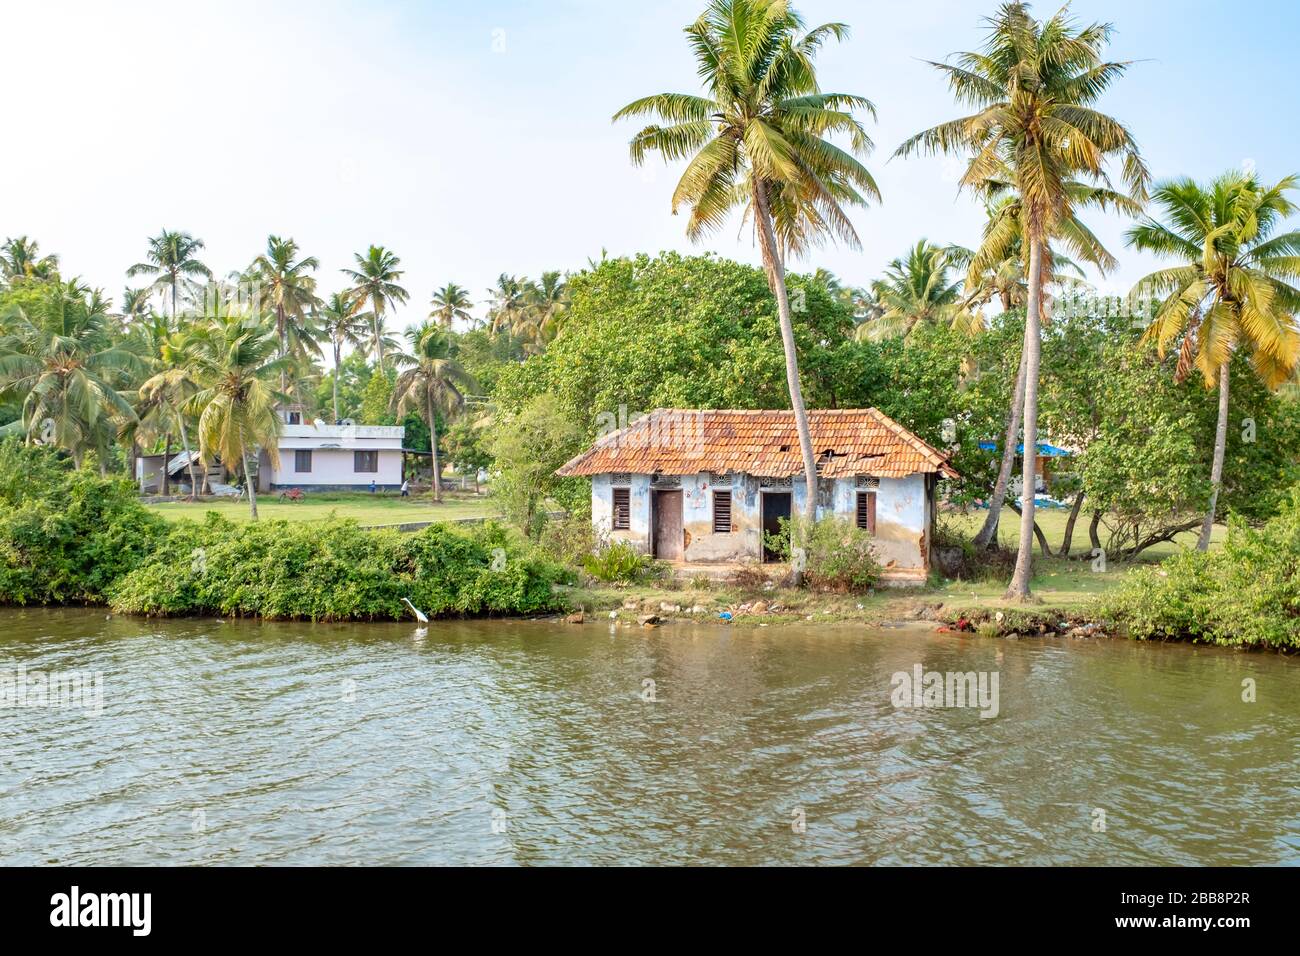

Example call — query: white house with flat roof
[256,407,405,492]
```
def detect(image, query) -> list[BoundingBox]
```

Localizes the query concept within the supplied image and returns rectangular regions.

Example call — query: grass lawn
[946,505,1225,560]
[146,492,501,526]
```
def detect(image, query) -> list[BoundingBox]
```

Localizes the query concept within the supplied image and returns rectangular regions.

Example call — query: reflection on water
[0,607,1296,865]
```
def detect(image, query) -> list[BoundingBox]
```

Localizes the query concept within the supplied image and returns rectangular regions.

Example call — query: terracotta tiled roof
[556,408,958,480]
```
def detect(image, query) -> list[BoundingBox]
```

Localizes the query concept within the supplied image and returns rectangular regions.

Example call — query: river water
[0,607,1295,866]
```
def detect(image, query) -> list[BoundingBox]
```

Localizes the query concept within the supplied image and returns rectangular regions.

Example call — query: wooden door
[653,490,683,560]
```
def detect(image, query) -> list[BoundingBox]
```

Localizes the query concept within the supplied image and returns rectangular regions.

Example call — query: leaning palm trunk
[174,405,199,498]
[1006,235,1044,600]
[753,180,819,578]
[243,450,259,521]
[427,392,442,501]
[161,432,171,496]
[1199,358,1231,551]
[974,348,1028,550]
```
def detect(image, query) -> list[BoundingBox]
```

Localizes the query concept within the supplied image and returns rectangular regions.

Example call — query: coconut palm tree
[614,0,879,535]
[186,309,287,520]
[965,176,1138,551]
[0,283,141,466]
[430,282,475,329]
[485,274,530,336]
[854,240,974,341]
[250,236,322,389]
[119,286,157,328]
[0,236,59,282]
[139,330,205,495]
[390,322,478,500]
[1128,172,1300,550]
[520,271,570,353]
[316,291,372,422]
[127,230,212,321]
[896,1,1148,599]
[342,246,408,373]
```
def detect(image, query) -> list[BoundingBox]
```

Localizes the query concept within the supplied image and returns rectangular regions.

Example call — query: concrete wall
[589,470,932,570]
[268,448,403,489]
[835,474,928,571]
[592,473,652,550]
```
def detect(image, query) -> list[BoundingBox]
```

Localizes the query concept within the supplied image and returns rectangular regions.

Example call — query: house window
[354,450,378,473]
[856,490,876,533]
[294,450,312,473]
[287,411,302,425]
[612,487,631,530]
[713,491,732,533]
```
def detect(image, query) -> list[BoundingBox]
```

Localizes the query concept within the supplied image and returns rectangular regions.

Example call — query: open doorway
[761,491,791,562]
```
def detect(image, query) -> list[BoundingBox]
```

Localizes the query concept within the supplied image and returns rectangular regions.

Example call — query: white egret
[400,598,429,623]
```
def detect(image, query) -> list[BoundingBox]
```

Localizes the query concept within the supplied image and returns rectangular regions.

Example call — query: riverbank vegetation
[0,442,568,620]
[3,2,1300,645]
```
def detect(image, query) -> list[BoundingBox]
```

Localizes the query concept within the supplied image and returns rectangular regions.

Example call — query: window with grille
[612,487,631,530]
[713,491,732,533]
[856,490,876,533]
[294,450,312,473]
[354,450,378,473]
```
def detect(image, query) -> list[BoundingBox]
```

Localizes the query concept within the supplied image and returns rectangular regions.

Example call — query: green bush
[108,515,571,621]
[581,540,657,584]
[537,514,597,566]
[764,516,882,593]
[1101,491,1300,648]
[0,442,167,605]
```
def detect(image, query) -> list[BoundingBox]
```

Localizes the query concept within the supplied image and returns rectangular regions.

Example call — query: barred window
[713,491,732,533]
[856,490,876,533]
[294,450,312,473]
[354,450,378,473]
[612,487,631,530]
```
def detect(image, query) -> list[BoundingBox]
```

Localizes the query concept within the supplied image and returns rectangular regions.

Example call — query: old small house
[556,408,957,583]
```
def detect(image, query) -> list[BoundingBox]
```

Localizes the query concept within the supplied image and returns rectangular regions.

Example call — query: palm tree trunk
[175,405,199,498]
[162,432,171,496]
[277,303,287,393]
[1199,358,1230,551]
[1006,234,1044,600]
[427,393,442,501]
[373,298,385,373]
[752,179,819,582]
[244,451,259,521]
[973,347,1028,550]
[332,340,342,422]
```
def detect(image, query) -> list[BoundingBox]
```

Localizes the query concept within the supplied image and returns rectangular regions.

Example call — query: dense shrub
[930,518,1017,582]
[764,516,882,593]
[581,540,658,584]
[0,442,167,605]
[537,514,597,566]
[108,516,570,621]
[1101,492,1300,649]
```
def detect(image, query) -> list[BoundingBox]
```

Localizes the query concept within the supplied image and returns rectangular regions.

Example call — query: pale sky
[5,0,1297,330]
